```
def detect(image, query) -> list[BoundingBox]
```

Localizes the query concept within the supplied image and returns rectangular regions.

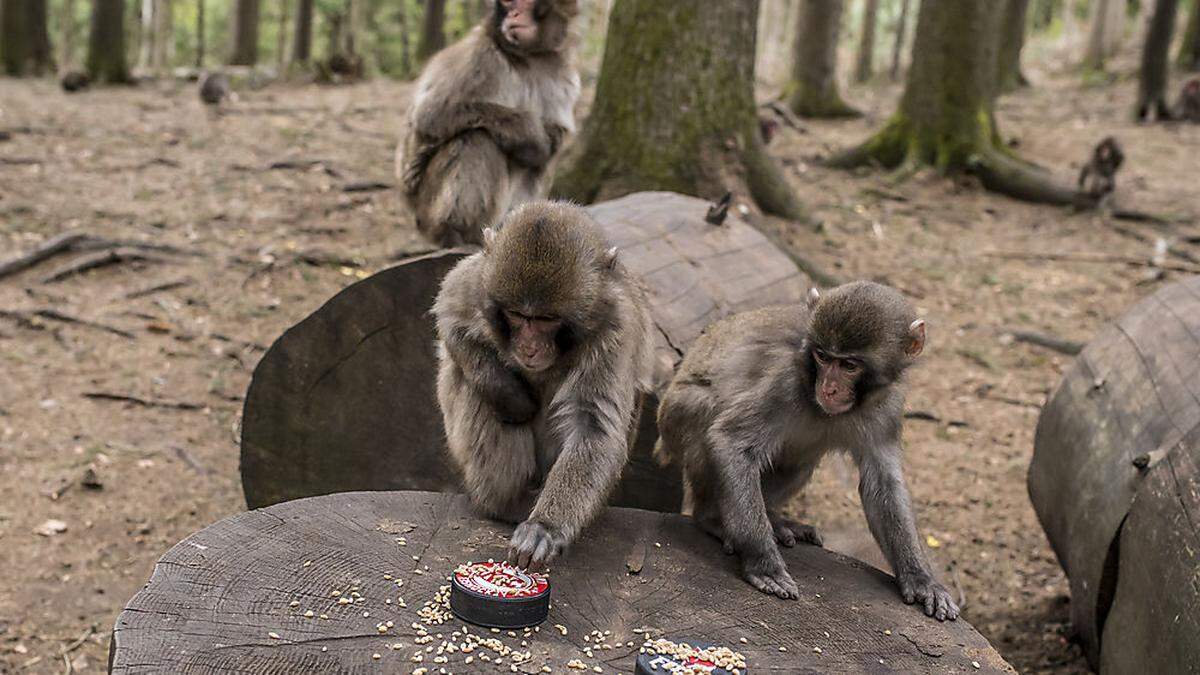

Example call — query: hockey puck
[635,638,748,675]
[448,560,550,629]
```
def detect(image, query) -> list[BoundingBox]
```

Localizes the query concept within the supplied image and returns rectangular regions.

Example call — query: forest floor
[2,49,1199,674]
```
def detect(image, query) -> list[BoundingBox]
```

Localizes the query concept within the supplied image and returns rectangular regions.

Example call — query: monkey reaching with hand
[655,281,960,621]
[432,201,653,568]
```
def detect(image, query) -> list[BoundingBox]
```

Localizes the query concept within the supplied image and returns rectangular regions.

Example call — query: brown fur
[654,281,960,621]
[432,201,654,567]
[396,1,580,247]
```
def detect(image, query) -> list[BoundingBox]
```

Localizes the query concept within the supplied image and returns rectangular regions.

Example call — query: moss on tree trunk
[1180,0,1200,70]
[829,0,1085,207]
[552,0,806,222]
[1137,0,1180,121]
[998,0,1030,92]
[86,0,131,84]
[787,0,860,118]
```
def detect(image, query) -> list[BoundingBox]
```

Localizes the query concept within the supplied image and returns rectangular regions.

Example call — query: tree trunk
[229,0,259,65]
[59,0,77,68]
[276,0,289,67]
[416,0,446,62]
[292,0,312,63]
[1180,0,1200,69]
[1083,0,1126,70]
[829,0,1084,206]
[345,0,363,60]
[28,0,55,73]
[1136,0,1180,120]
[138,0,154,69]
[396,0,412,77]
[755,0,797,89]
[889,0,910,81]
[154,0,172,69]
[137,0,171,72]
[552,0,807,222]
[787,0,860,118]
[1031,0,1058,30]
[854,0,878,83]
[1,0,32,76]
[195,0,204,67]
[86,0,132,83]
[998,0,1030,92]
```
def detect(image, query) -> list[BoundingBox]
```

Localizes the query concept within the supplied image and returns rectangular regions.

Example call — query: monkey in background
[1176,79,1200,123]
[1077,136,1124,200]
[432,201,653,568]
[655,282,960,621]
[397,0,581,247]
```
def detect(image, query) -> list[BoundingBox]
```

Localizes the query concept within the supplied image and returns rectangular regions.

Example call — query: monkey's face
[503,309,563,373]
[809,347,863,416]
[494,0,573,54]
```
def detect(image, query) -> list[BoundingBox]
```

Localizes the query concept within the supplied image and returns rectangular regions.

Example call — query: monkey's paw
[508,520,567,570]
[768,514,823,548]
[896,571,960,621]
[742,552,799,600]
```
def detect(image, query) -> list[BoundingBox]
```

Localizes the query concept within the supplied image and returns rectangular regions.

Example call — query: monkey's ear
[482,227,497,252]
[806,287,821,309]
[906,319,926,357]
[600,246,619,270]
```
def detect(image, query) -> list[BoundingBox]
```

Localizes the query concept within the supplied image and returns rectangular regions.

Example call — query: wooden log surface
[109,491,1013,674]
[1028,275,1200,672]
[241,192,810,511]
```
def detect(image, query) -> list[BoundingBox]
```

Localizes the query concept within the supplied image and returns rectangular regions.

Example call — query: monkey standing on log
[655,282,960,621]
[432,201,653,567]
[1077,136,1124,201]
[397,0,581,247]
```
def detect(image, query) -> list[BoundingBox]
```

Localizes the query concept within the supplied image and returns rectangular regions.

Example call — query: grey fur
[396,5,581,247]
[655,281,960,620]
[432,201,654,568]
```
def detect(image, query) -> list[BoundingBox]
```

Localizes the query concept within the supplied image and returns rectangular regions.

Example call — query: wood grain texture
[240,192,810,511]
[1028,275,1200,670]
[109,491,1012,674]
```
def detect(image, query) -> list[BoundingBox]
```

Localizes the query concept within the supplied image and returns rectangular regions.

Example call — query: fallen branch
[41,248,166,283]
[0,157,41,165]
[1009,329,1084,356]
[267,158,341,177]
[983,249,1200,274]
[123,278,193,300]
[0,232,196,281]
[760,100,807,134]
[342,180,392,193]
[1106,221,1200,267]
[82,392,204,411]
[0,308,134,339]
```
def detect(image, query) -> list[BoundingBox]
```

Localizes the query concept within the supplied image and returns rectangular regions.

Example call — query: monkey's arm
[443,329,539,425]
[415,101,551,169]
[509,346,637,567]
[855,441,960,621]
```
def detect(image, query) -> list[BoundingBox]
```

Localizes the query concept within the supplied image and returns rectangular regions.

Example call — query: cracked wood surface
[1028,275,1200,671]
[240,192,809,512]
[109,491,1012,674]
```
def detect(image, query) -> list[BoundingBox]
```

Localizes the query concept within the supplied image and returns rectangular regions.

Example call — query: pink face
[499,0,540,47]
[812,348,862,416]
[505,309,561,373]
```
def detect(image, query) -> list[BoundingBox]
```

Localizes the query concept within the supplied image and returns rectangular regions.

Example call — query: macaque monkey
[1077,136,1124,200]
[397,0,581,247]
[1176,79,1200,123]
[60,71,90,93]
[199,73,231,106]
[655,282,960,621]
[432,201,653,568]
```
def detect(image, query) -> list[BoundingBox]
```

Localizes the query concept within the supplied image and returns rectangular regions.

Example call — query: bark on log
[241,192,811,511]
[109,491,1015,674]
[1028,274,1200,671]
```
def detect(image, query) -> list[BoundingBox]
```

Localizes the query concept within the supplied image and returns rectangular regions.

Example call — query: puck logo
[454,561,549,599]
[644,654,720,672]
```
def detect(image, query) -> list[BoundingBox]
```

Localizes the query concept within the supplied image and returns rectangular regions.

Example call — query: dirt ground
[2,39,1199,674]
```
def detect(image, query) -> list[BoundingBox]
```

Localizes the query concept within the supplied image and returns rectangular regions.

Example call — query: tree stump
[109,491,1013,674]
[241,192,809,511]
[1028,275,1200,672]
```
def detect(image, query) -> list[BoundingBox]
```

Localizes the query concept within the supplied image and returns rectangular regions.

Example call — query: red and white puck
[449,560,551,629]
[635,639,748,675]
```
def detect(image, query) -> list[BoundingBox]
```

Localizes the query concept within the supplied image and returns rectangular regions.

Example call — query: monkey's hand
[479,368,540,425]
[508,520,568,569]
[896,569,960,621]
[767,513,823,548]
[741,548,799,600]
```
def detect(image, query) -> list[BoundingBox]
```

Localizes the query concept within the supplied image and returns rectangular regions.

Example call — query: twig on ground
[0,232,197,281]
[82,392,205,411]
[0,309,134,339]
[40,248,166,284]
[1008,330,1084,356]
[123,278,193,300]
[983,249,1200,274]
[342,180,392,193]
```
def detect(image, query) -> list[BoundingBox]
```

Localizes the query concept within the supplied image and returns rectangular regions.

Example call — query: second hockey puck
[635,638,749,675]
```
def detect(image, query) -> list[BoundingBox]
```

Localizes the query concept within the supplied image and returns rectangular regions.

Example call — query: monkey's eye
[843,360,862,373]
[812,349,828,364]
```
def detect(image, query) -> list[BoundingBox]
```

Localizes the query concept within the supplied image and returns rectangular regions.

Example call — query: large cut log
[109,491,1014,674]
[241,192,810,510]
[1028,275,1200,672]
